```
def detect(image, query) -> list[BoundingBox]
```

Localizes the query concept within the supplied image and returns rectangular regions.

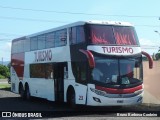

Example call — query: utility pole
[154,17,160,60]
[154,30,160,36]
[154,30,160,51]
[2,57,3,65]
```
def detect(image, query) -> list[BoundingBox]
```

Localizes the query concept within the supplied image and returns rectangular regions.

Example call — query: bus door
[54,62,67,102]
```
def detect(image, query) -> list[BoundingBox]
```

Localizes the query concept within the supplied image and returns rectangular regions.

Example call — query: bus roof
[13,20,133,41]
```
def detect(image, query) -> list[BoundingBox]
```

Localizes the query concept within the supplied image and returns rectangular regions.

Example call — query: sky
[0,0,160,61]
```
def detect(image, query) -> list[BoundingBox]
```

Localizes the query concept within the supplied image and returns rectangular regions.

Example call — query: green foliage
[0,83,10,89]
[0,65,10,78]
[0,74,5,79]
[155,53,160,60]
[7,62,11,69]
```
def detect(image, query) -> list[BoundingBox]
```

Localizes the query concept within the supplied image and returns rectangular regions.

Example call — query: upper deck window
[30,37,38,50]
[69,26,85,45]
[12,39,25,53]
[90,25,115,44]
[114,26,139,45]
[24,38,30,52]
[46,32,55,48]
[38,35,45,49]
[88,25,139,45]
[55,29,67,47]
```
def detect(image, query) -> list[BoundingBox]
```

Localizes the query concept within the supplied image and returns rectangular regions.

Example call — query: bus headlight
[137,96,143,103]
[93,97,101,103]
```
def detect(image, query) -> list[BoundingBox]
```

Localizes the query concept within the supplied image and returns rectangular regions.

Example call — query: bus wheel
[25,85,31,100]
[19,84,25,99]
[68,90,76,109]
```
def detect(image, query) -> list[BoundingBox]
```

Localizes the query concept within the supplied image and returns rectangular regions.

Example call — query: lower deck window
[30,63,53,79]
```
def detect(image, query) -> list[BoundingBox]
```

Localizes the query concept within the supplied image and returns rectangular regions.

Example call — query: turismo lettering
[34,49,52,62]
[102,46,133,54]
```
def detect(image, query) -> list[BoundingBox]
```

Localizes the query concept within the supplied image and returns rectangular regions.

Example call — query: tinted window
[46,32,55,48]
[12,42,16,53]
[19,40,24,52]
[30,37,38,50]
[12,40,24,53]
[92,56,143,85]
[70,26,85,45]
[55,29,67,47]
[70,27,76,44]
[30,64,45,78]
[88,25,139,46]
[89,25,115,44]
[24,38,30,52]
[119,58,143,83]
[46,63,54,79]
[113,26,139,45]
[12,41,18,53]
[38,35,45,49]
[72,62,87,83]
[30,63,53,79]
[77,26,85,43]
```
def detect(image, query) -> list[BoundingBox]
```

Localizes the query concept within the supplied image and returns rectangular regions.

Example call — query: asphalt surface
[0,87,159,119]
[143,61,160,104]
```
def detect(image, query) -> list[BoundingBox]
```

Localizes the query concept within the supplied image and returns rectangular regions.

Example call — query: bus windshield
[88,25,139,45]
[91,56,143,85]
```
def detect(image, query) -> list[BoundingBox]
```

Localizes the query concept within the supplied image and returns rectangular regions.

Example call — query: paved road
[0,79,8,84]
[0,88,159,119]
[143,61,160,104]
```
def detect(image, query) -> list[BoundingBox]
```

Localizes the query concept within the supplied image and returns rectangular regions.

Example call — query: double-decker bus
[11,20,153,107]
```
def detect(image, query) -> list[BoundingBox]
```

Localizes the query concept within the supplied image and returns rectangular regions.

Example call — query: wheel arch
[66,85,75,102]
[18,82,24,94]
[24,82,29,90]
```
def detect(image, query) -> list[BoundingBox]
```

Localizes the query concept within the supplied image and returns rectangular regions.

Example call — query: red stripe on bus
[95,85,142,94]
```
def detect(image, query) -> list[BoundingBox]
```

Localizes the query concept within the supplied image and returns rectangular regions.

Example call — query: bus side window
[24,38,30,52]
[69,26,85,45]
[69,27,77,45]
[30,37,38,51]
[30,64,45,78]
[80,63,87,81]
[72,62,86,83]
[64,65,68,79]
[77,26,85,43]
[59,29,67,46]
[45,63,54,79]
[38,35,45,49]
[55,29,67,47]
[46,32,55,48]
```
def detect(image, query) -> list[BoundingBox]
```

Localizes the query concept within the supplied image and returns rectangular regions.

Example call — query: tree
[155,53,160,60]
[0,65,10,79]
[7,62,11,69]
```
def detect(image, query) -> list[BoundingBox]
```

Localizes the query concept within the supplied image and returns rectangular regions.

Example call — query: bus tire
[25,84,31,101]
[67,88,76,109]
[19,83,25,100]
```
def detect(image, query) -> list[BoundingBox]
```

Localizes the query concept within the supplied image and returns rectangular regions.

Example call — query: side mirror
[79,49,95,68]
[142,51,153,69]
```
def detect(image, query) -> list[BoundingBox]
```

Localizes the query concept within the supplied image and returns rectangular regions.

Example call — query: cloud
[139,38,160,55]
[139,38,160,46]
[0,42,11,61]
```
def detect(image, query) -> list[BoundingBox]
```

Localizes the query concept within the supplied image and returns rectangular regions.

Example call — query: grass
[0,83,11,89]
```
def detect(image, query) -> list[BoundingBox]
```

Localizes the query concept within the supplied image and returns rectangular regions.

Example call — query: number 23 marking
[79,96,83,100]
